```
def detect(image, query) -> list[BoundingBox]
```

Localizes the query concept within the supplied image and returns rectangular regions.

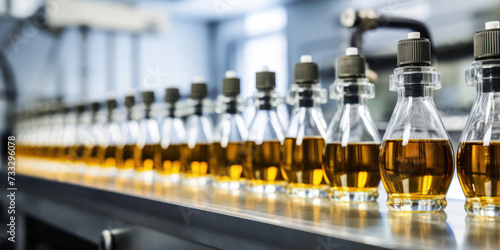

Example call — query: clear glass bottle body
[72,110,93,183]
[282,84,328,198]
[115,108,139,192]
[95,110,121,188]
[134,104,161,195]
[58,110,78,182]
[83,112,107,186]
[458,60,500,216]
[245,90,286,193]
[211,96,247,190]
[181,99,214,186]
[324,78,381,202]
[155,103,185,193]
[380,67,454,212]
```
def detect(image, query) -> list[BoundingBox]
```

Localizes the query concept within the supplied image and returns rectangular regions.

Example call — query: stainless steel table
[2,173,499,250]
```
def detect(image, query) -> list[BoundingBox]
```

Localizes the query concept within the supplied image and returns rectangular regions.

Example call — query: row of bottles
[14,21,500,217]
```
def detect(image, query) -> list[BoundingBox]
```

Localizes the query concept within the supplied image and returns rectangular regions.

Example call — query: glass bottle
[115,94,139,191]
[95,97,121,187]
[50,103,66,163]
[245,67,287,193]
[458,21,500,217]
[380,32,454,212]
[282,55,328,198]
[211,71,248,190]
[155,87,185,194]
[134,91,161,195]
[82,101,104,186]
[57,104,76,181]
[324,47,381,202]
[181,77,214,186]
[68,103,88,183]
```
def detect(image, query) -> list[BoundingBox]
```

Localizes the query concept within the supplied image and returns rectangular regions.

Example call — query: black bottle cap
[124,94,135,108]
[397,32,431,67]
[76,103,85,114]
[165,87,180,104]
[256,66,276,90]
[474,21,500,60]
[190,77,208,99]
[141,91,155,105]
[106,98,117,110]
[294,55,319,84]
[222,71,240,96]
[90,101,100,113]
[338,47,366,78]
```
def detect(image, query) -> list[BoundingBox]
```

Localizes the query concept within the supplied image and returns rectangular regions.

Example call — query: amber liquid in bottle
[99,145,117,168]
[457,141,500,207]
[211,142,245,183]
[116,144,135,170]
[323,143,380,193]
[82,145,100,185]
[66,145,85,182]
[159,144,182,176]
[181,143,211,178]
[380,139,454,205]
[134,144,161,173]
[115,144,135,191]
[133,144,161,194]
[245,140,285,187]
[282,137,328,190]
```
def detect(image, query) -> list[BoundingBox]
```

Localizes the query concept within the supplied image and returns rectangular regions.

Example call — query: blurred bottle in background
[181,78,214,186]
[211,71,248,190]
[155,87,185,195]
[115,94,139,192]
[134,91,161,195]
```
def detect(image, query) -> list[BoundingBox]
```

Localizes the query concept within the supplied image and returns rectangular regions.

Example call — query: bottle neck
[192,98,204,116]
[107,109,115,123]
[144,105,152,119]
[126,107,133,121]
[399,85,433,98]
[341,95,367,105]
[91,112,98,124]
[166,103,176,118]
[223,95,238,114]
[256,90,274,110]
[297,85,319,108]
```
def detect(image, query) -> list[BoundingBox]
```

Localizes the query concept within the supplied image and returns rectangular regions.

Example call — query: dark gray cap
[190,77,208,99]
[294,55,319,84]
[124,94,135,108]
[474,21,500,60]
[338,47,366,78]
[90,101,100,113]
[222,71,240,96]
[256,66,276,90]
[141,91,155,105]
[106,98,117,110]
[397,32,431,67]
[165,87,180,104]
[76,103,85,114]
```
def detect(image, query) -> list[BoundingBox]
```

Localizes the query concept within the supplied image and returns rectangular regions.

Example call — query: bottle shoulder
[326,103,381,145]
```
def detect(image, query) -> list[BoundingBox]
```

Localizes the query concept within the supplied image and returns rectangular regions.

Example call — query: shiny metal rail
[2,173,499,250]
